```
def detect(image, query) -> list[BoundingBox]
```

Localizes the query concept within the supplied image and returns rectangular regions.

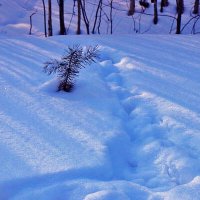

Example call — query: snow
[0,35,200,199]
[1,0,200,199]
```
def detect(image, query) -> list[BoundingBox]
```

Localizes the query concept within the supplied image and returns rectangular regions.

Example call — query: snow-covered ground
[1,0,200,199]
[1,34,200,199]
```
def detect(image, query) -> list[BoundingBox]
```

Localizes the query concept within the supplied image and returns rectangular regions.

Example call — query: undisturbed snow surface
[0,35,200,199]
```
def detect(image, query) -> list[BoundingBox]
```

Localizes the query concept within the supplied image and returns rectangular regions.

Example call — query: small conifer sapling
[44,45,99,92]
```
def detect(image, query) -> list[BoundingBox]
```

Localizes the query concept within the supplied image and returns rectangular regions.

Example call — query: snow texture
[0,35,200,199]
[1,0,200,199]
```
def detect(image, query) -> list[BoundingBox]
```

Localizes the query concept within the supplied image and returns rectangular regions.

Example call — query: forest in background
[35,0,200,36]
[1,0,200,36]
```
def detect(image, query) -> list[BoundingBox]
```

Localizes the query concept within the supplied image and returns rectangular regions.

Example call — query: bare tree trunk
[160,0,169,12]
[92,0,102,34]
[153,0,158,24]
[42,0,47,37]
[97,2,103,34]
[176,12,181,34]
[76,0,81,34]
[80,0,90,34]
[160,0,164,12]
[58,0,66,35]
[128,0,135,15]
[110,0,113,34]
[29,11,37,35]
[176,0,184,34]
[193,0,199,14]
[48,0,53,36]
[176,0,184,13]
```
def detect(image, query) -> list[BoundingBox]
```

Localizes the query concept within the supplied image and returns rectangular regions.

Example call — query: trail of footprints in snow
[99,58,182,186]
[99,58,162,147]
[100,59,159,126]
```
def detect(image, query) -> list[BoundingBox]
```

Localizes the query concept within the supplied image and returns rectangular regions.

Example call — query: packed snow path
[0,35,200,199]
